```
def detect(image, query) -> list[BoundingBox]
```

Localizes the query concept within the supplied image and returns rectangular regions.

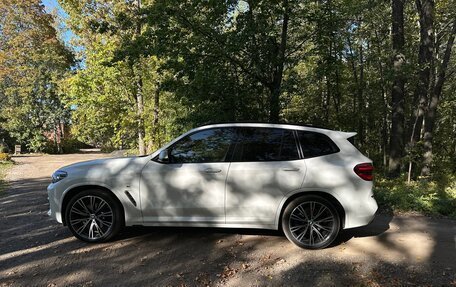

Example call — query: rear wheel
[65,189,123,243]
[282,195,340,249]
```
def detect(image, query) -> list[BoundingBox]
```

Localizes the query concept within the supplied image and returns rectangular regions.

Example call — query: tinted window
[233,128,299,162]
[297,131,339,158]
[169,128,236,163]
[347,135,364,153]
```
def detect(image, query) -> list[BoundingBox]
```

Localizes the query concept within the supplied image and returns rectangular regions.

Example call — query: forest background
[1,0,455,216]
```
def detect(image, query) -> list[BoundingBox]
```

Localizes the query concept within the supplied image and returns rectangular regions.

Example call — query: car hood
[58,156,151,177]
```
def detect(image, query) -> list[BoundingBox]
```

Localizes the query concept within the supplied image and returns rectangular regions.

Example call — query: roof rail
[197,121,332,130]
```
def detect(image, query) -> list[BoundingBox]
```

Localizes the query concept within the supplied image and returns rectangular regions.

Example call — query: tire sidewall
[65,189,123,243]
[282,195,340,249]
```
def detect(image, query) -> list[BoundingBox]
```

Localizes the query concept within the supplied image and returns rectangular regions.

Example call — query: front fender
[60,181,143,226]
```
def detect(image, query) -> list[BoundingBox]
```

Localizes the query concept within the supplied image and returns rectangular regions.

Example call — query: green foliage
[434,83,456,174]
[57,0,455,174]
[0,143,9,154]
[0,153,11,162]
[61,139,86,154]
[0,0,74,153]
[58,0,186,152]
[0,161,13,194]
[375,175,456,218]
[27,134,49,154]
[147,0,314,123]
[40,138,85,154]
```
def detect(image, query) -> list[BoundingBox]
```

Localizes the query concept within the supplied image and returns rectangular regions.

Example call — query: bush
[0,160,13,193]
[0,153,11,162]
[61,138,83,153]
[27,134,48,153]
[374,174,456,218]
[42,138,89,154]
[0,143,9,153]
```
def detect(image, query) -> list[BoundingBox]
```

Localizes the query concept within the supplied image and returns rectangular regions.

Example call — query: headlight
[52,170,68,183]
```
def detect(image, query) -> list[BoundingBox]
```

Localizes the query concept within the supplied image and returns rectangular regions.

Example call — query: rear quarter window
[297,131,340,158]
[347,135,369,155]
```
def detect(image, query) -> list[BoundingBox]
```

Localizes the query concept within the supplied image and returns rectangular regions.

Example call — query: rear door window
[233,128,299,162]
[297,131,339,158]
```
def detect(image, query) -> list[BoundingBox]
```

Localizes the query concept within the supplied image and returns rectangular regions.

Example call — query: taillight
[354,163,374,181]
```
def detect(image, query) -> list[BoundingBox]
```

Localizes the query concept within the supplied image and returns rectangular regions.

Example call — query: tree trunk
[135,0,146,156]
[347,31,365,145]
[388,0,406,177]
[136,76,146,155]
[358,39,365,146]
[324,73,331,124]
[269,0,289,123]
[407,0,434,181]
[374,29,389,168]
[410,0,434,144]
[53,124,58,153]
[153,85,160,148]
[420,20,456,176]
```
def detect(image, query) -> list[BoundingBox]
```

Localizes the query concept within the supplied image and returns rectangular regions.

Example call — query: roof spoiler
[338,131,357,139]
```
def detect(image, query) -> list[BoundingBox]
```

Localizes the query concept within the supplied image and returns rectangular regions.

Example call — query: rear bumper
[344,195,378,229]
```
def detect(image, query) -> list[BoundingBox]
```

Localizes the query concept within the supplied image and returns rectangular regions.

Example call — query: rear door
[225,127,306,226]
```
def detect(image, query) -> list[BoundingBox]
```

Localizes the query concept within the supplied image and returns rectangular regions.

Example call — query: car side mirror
[158,149,169,163]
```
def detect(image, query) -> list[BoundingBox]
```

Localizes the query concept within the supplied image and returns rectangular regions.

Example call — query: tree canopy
[0,0,73,152]
[1,0,455,178]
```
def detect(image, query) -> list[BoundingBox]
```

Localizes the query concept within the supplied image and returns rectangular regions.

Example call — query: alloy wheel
[288,201,336,246]
[68,195,114,241]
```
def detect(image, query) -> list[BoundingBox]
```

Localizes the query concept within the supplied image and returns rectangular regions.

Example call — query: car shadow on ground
[115,212,393,248]
[334,212,393,245]
[117,225,283,242]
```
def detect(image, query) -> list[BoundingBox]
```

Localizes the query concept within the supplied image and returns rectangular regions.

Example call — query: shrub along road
[0,154,455,286]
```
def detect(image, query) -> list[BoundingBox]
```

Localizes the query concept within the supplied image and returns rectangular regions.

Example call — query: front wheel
[65,189,123,243]
[282,195,340,249]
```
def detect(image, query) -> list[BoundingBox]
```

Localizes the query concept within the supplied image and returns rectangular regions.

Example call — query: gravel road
[0,153,455,287]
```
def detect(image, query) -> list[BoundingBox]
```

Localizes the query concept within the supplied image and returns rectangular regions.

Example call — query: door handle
[203,168,222,174]
[282,167,300,171]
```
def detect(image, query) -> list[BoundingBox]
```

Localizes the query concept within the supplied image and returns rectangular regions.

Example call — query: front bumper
[47,183,63,224]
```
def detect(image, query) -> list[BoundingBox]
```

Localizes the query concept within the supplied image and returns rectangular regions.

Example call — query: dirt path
[0,154,455,287]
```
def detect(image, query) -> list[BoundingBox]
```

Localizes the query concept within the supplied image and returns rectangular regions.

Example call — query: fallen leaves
[176,272,184,278]
[217,265,238,279]
[195,272,211,286]
[275,258,286,265]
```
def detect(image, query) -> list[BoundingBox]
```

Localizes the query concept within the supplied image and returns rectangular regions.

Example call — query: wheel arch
[61,185,125,226]
[277,190,346,230]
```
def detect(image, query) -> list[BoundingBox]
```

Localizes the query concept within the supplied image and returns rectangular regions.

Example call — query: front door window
[169,128,237,163]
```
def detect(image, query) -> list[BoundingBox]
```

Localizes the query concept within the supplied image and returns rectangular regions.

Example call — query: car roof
[197,122,334,133]
[194,122,357,140]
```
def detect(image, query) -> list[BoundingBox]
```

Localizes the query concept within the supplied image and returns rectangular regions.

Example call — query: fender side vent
[124,191,137,207]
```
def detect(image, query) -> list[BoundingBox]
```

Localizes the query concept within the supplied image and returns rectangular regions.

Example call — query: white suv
[48,123,377,249]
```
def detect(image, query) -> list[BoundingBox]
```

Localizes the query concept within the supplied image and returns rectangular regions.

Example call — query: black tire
[65,189,123,243]
[282,195,340,249]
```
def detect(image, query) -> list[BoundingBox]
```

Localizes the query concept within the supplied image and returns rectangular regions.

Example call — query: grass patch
[374,174,456,218]
[0,161,13,194]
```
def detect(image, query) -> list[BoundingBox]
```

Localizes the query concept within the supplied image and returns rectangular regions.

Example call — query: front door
[140,128,237,223]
